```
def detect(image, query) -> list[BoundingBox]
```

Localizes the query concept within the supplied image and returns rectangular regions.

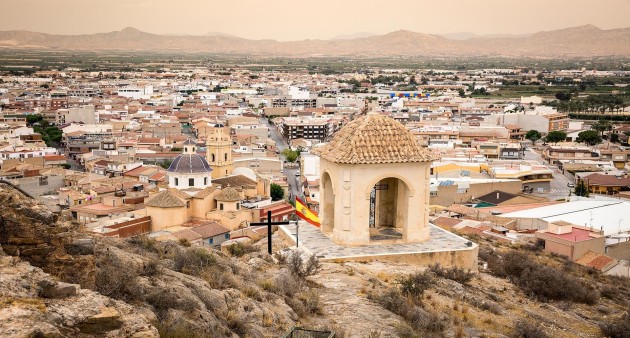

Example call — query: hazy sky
[1,0,629,40]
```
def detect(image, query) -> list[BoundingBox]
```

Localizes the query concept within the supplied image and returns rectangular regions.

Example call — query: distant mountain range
[437,32,533,40]
[0,25,628,57]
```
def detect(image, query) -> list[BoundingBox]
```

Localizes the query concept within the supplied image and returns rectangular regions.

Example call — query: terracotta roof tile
[190,222,230,238]
[215,186,241,202]
[145,189,187,208]
[212,175,257,189]
[433,216,464,228]
[193,186,217,199]
[583,173,630,187]
[311,113,434,164]
[575,251,618,271]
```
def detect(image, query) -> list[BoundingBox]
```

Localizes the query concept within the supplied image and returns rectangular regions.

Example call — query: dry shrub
[366,330,382,338]
[369,288,408,313]
[273,250,288,264]
[201,265,238,290]
[242,285,263,301]
[296,289,322,315]
[173,247,216,276]
[397,270,436,298]
[394,324,418,338]
[146,289,198,317]
[368,288,444,335]
[95,253,142,301]
[521,238,545,252]
[142,257,161,277]
[512,320,549,338]
[226,242,257,257]
[259,278,274,291]
[428,263,475,285]
[479,301,502,315]
[285,251,321,278]
[488,250,598,304]
[272,271,302,296]
[128,235,158,253]
[226,309,248,336]
[599,312,630,338]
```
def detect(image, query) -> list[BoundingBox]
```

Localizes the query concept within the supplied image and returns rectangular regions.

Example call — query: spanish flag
[295,197,320,227]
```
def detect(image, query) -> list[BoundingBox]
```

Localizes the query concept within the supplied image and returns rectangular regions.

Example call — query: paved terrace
[279,222,474,260]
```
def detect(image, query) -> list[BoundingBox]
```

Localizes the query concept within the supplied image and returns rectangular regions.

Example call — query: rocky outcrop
[0,187,95,288]
[0,185,301,336]
[0,255,158,337]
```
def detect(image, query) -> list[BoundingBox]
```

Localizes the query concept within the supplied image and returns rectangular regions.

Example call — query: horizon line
[1,23,627,42]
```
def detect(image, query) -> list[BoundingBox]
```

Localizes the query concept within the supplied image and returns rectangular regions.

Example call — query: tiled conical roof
[215,186,241,202]
[311,113,434,164]
[145,189,187,208]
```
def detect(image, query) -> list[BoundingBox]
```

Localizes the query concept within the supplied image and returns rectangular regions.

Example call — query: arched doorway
[369,177,410,241]
[321,172,335,234]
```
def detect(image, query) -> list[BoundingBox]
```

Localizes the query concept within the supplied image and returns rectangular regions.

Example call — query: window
[208,238,213,244]
[204,177,208,185]
[189,178,194,186]
[224,234,229,239]
[220,203,224,210]
[175,178,179,186]
[236,203,240,210]
[186,201,190,208]
[185,147,188,152]
[211,154,215,162]
[224,153,228,161]
[430,191,438,196]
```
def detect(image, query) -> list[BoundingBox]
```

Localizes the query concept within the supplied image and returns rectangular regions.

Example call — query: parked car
[567,182,575,188]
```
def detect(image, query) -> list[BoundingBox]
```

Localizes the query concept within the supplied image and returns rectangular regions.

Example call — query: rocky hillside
[1,185,630,337]
[0,25,629,57]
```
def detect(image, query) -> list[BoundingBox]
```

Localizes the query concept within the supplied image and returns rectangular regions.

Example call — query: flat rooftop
[542,228,596,242]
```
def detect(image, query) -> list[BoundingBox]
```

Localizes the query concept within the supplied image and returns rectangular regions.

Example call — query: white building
[117,85,154,100]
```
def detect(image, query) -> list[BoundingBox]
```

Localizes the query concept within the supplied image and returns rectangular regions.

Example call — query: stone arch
[321,171,336,234]
[367,176,411,232]
[321,169,337,196]
[364,173,415,200]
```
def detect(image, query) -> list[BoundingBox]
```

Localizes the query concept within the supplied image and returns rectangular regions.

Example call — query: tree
[576,130,602,146]
[282,149,299,163]
[574,180,589,197]
[525,130,542,143]
[458,88,466,98]
[610,133,620,143]
[544,131,567,144]
[26,114,44,125]
[555,91,572,102]
[270,183,284,201]
[158,159,173,170]
[592,120,612,137]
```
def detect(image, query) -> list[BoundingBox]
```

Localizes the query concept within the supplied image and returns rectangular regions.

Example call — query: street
[261,117,303,202]
[523,149,573,201]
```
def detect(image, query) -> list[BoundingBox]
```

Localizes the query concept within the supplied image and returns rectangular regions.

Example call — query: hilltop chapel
[311,113,435,246]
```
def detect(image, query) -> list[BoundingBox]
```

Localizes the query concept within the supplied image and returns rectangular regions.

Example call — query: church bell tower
[206,125,233,179]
